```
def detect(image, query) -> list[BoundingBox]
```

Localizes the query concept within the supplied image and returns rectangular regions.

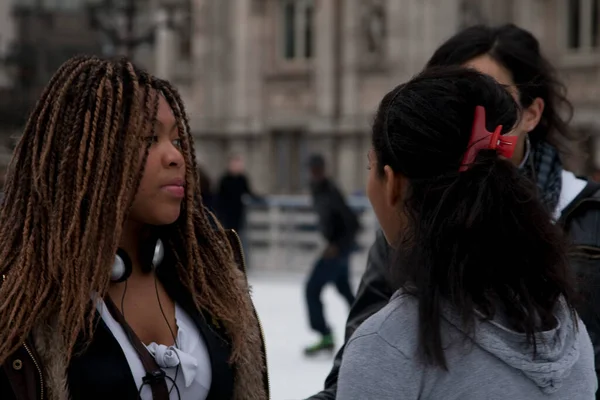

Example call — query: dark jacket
[560,182,600,399]
[311,178,360,253]
[309,182,600,400]
[0,230,270,400]
[198,168,216,213]
[216,173,255,231]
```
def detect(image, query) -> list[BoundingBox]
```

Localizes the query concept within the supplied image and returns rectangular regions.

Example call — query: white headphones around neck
[110,239,164,283]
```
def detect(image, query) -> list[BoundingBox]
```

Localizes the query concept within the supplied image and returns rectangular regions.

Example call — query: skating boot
[303,334,335,356]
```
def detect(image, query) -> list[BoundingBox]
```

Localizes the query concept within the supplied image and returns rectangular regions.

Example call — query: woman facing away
[309,23,600,400]
[336,67,597,399]
[0,56,268,400]
[426,32,600,383]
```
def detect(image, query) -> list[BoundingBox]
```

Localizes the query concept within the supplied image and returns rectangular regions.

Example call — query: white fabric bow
[147,342,199,388]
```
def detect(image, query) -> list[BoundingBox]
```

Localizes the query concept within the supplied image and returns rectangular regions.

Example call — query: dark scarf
[521,138,563,213]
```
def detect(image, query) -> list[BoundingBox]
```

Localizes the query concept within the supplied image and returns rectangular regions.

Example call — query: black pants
[305,253,355,336]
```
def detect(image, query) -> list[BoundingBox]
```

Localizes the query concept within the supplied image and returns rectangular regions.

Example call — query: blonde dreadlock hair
[0,56,261,381]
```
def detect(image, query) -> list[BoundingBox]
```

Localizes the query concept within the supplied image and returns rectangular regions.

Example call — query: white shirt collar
[518,137,531,169]
[520,138,587,219]
[555,170,588,219]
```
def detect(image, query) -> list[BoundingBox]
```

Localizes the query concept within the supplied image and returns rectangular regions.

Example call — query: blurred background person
[215,154,262,265]
[304,154,360,356]
[197,164,215,212]
[215,154,258,232]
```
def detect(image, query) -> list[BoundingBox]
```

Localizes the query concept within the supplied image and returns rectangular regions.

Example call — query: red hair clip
[459,106,517,172]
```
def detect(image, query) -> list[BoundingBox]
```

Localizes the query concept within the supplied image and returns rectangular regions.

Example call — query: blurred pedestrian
[303,154,360,356]
[215,154,261,264]
[0,56,268,400]
[197,164,215,212]
[216,154,258,230]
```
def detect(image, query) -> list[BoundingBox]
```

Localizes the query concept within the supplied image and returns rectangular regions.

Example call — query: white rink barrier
[243,195,377,273]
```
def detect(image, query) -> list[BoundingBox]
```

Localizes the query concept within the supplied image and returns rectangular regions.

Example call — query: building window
[178,1,193,61]
[280,0,314,60]
[303,3,313,58]
[283,1,296,59]
[273,130,308,194]
[568,0,581,49]
[566,0,600,50]
[593,0,599,47]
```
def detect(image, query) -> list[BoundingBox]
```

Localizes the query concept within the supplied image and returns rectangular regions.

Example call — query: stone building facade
[178,0,463,195]
[542,0,600,174]
[2,1,598,190]
[465,0,600,174]
[0,1,16,89]
[0,1,20,164]
[169,0,600,195]
[0,1,106,163]
[0,0,186,163]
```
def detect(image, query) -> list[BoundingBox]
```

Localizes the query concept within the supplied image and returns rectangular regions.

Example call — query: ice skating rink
[250,271,355,400]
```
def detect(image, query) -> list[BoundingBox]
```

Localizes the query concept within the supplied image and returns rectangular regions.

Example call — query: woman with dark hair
[0,56,268,400]
[426,24,583,217]
[336,66,596,399]
[309,23,600,400]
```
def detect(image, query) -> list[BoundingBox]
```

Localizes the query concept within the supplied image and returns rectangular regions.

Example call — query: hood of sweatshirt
[443,299,580,394]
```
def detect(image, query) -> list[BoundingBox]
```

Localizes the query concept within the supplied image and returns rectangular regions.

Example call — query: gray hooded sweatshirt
[337,291,597,399]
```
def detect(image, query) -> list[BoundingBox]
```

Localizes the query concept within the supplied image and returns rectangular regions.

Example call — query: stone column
[314,0,336,128]
[247,4,264,133]
[252,136,272,194]
[209,0,229,131]
[337,137,360,194]
[189,0,209,131]
[580,0,593,50]
[418,0,461,71]
[512,0,547,43]
[340,0,359,129]
[386,0,410,83]
[155,8,177,80]
[231,0,251,132]
[338,0,361,193]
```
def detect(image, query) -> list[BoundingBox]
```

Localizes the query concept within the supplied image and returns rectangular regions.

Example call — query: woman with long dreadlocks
[0,56,268,400]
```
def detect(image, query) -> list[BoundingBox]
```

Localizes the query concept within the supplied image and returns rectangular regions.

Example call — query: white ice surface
[249,272,355,400]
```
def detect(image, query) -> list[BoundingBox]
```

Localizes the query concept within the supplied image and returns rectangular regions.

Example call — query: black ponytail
[372,67,577,369]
